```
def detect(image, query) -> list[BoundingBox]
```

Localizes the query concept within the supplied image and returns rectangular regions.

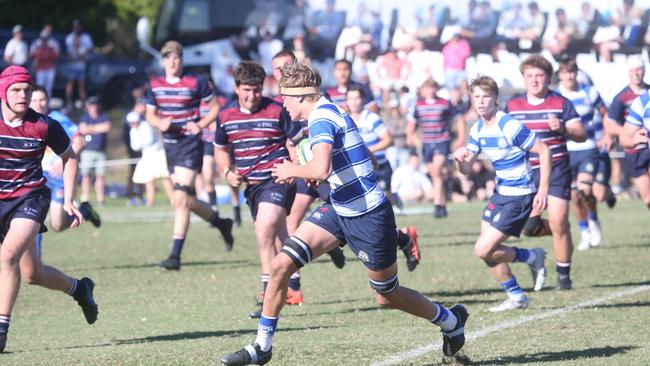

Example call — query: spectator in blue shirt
[79,96,111,206]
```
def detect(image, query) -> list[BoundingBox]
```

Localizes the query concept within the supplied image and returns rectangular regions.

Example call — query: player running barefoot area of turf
[220,63,468,366]
[454,75,552,312]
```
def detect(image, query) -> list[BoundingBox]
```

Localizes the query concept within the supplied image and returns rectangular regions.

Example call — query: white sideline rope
[76,151,628,169]
[78,157,141,168]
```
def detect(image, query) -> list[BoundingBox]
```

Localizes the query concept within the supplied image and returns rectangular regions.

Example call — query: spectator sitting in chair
[543,8,578,58]
[391,152,434,204]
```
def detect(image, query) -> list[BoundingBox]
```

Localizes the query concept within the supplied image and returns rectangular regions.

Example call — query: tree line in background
[0,0,163,57]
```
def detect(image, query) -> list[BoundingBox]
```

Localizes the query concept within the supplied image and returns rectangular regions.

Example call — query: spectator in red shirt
[30,25,59,98]
[441,32,471,88]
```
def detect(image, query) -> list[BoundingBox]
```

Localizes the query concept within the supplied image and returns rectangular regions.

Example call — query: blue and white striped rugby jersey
[467,111,538,196]
[308,97,386,217]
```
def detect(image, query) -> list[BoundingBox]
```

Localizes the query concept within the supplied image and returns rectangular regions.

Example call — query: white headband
[279,87,319,96]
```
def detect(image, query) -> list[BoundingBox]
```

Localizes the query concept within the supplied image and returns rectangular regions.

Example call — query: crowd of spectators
[3,20,94,109]
[4,0,650,207]
[232,0,650,205]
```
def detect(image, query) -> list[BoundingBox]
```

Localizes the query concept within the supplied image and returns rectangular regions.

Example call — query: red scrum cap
[0,65,33,101]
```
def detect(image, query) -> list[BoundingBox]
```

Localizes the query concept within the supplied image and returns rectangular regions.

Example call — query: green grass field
[2,199,650,365]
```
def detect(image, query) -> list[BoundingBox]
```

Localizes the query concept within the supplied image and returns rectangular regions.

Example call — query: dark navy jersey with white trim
[626,91,650,135]
[505,91,580,168]
[0,109,70,199]
[214,97,301,182]
[146,73,213,141]
[323,81,374,110]
[609,85,649,152]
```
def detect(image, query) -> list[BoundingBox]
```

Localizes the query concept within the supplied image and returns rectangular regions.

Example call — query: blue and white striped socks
[0,315,9,334]
[514,247,537,264]
[500,276,525,301]
[431,303,458,331]
[255,315,278,352]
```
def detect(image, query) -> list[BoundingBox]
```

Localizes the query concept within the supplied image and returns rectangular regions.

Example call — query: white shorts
[132,149,169,184]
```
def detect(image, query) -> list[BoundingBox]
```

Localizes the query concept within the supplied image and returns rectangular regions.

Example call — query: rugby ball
[296,139,313,165]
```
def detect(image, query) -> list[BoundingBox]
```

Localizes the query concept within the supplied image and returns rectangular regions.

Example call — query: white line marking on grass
[371,285,650,366]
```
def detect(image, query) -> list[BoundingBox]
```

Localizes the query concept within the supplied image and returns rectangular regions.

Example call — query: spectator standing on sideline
[460,1,498,55]
[384,97,410,170]
[376,49,408,106]
[543,8,578,58]
[306,0,345,61]
[79,97,110,206]
[441,32,471,89]
[3,25,28,66]
[123,98,145,206]
[65,20,94,108]
[129,102,173,207]
[29,25,60,98]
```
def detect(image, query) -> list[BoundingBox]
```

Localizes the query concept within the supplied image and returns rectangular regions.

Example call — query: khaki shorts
[80,150,107,176]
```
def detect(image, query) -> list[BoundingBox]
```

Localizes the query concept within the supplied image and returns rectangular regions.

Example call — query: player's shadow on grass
[434,231,480,237]
[310,297,368,305]
[284,305,383,317]
[83,259,254,271]
[432,238,476,248]
[583,301,650,309]
[180,259,257,269]
[50,326,336,351]
[421,288,503,298]
[466,345,637,365]
[603,242,650,249]
[591,280,650,288]
[114,326,335,345]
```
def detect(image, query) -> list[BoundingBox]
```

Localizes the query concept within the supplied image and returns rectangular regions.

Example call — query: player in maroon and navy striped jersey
[325,59,375,113]
[0,66,96,353]
[406,78,467,218]
[214,61,303,317]
[146,41,233,271]
[505,55,586,290]
[604,56,649,200]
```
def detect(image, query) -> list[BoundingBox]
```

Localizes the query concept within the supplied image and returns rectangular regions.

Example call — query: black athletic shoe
[221,343,272,366]
[80,202,101,228]
[159,256,181,270]
[433,205,448,218]
[248,307,262,319]
[0,332,6,353]
[213,218,234,252]
[605,189,617,209]
[441,304,469,357]
[327,247,346,269]
[74,277,99,324]
[233,206,242,227]
[555,276,573,290]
